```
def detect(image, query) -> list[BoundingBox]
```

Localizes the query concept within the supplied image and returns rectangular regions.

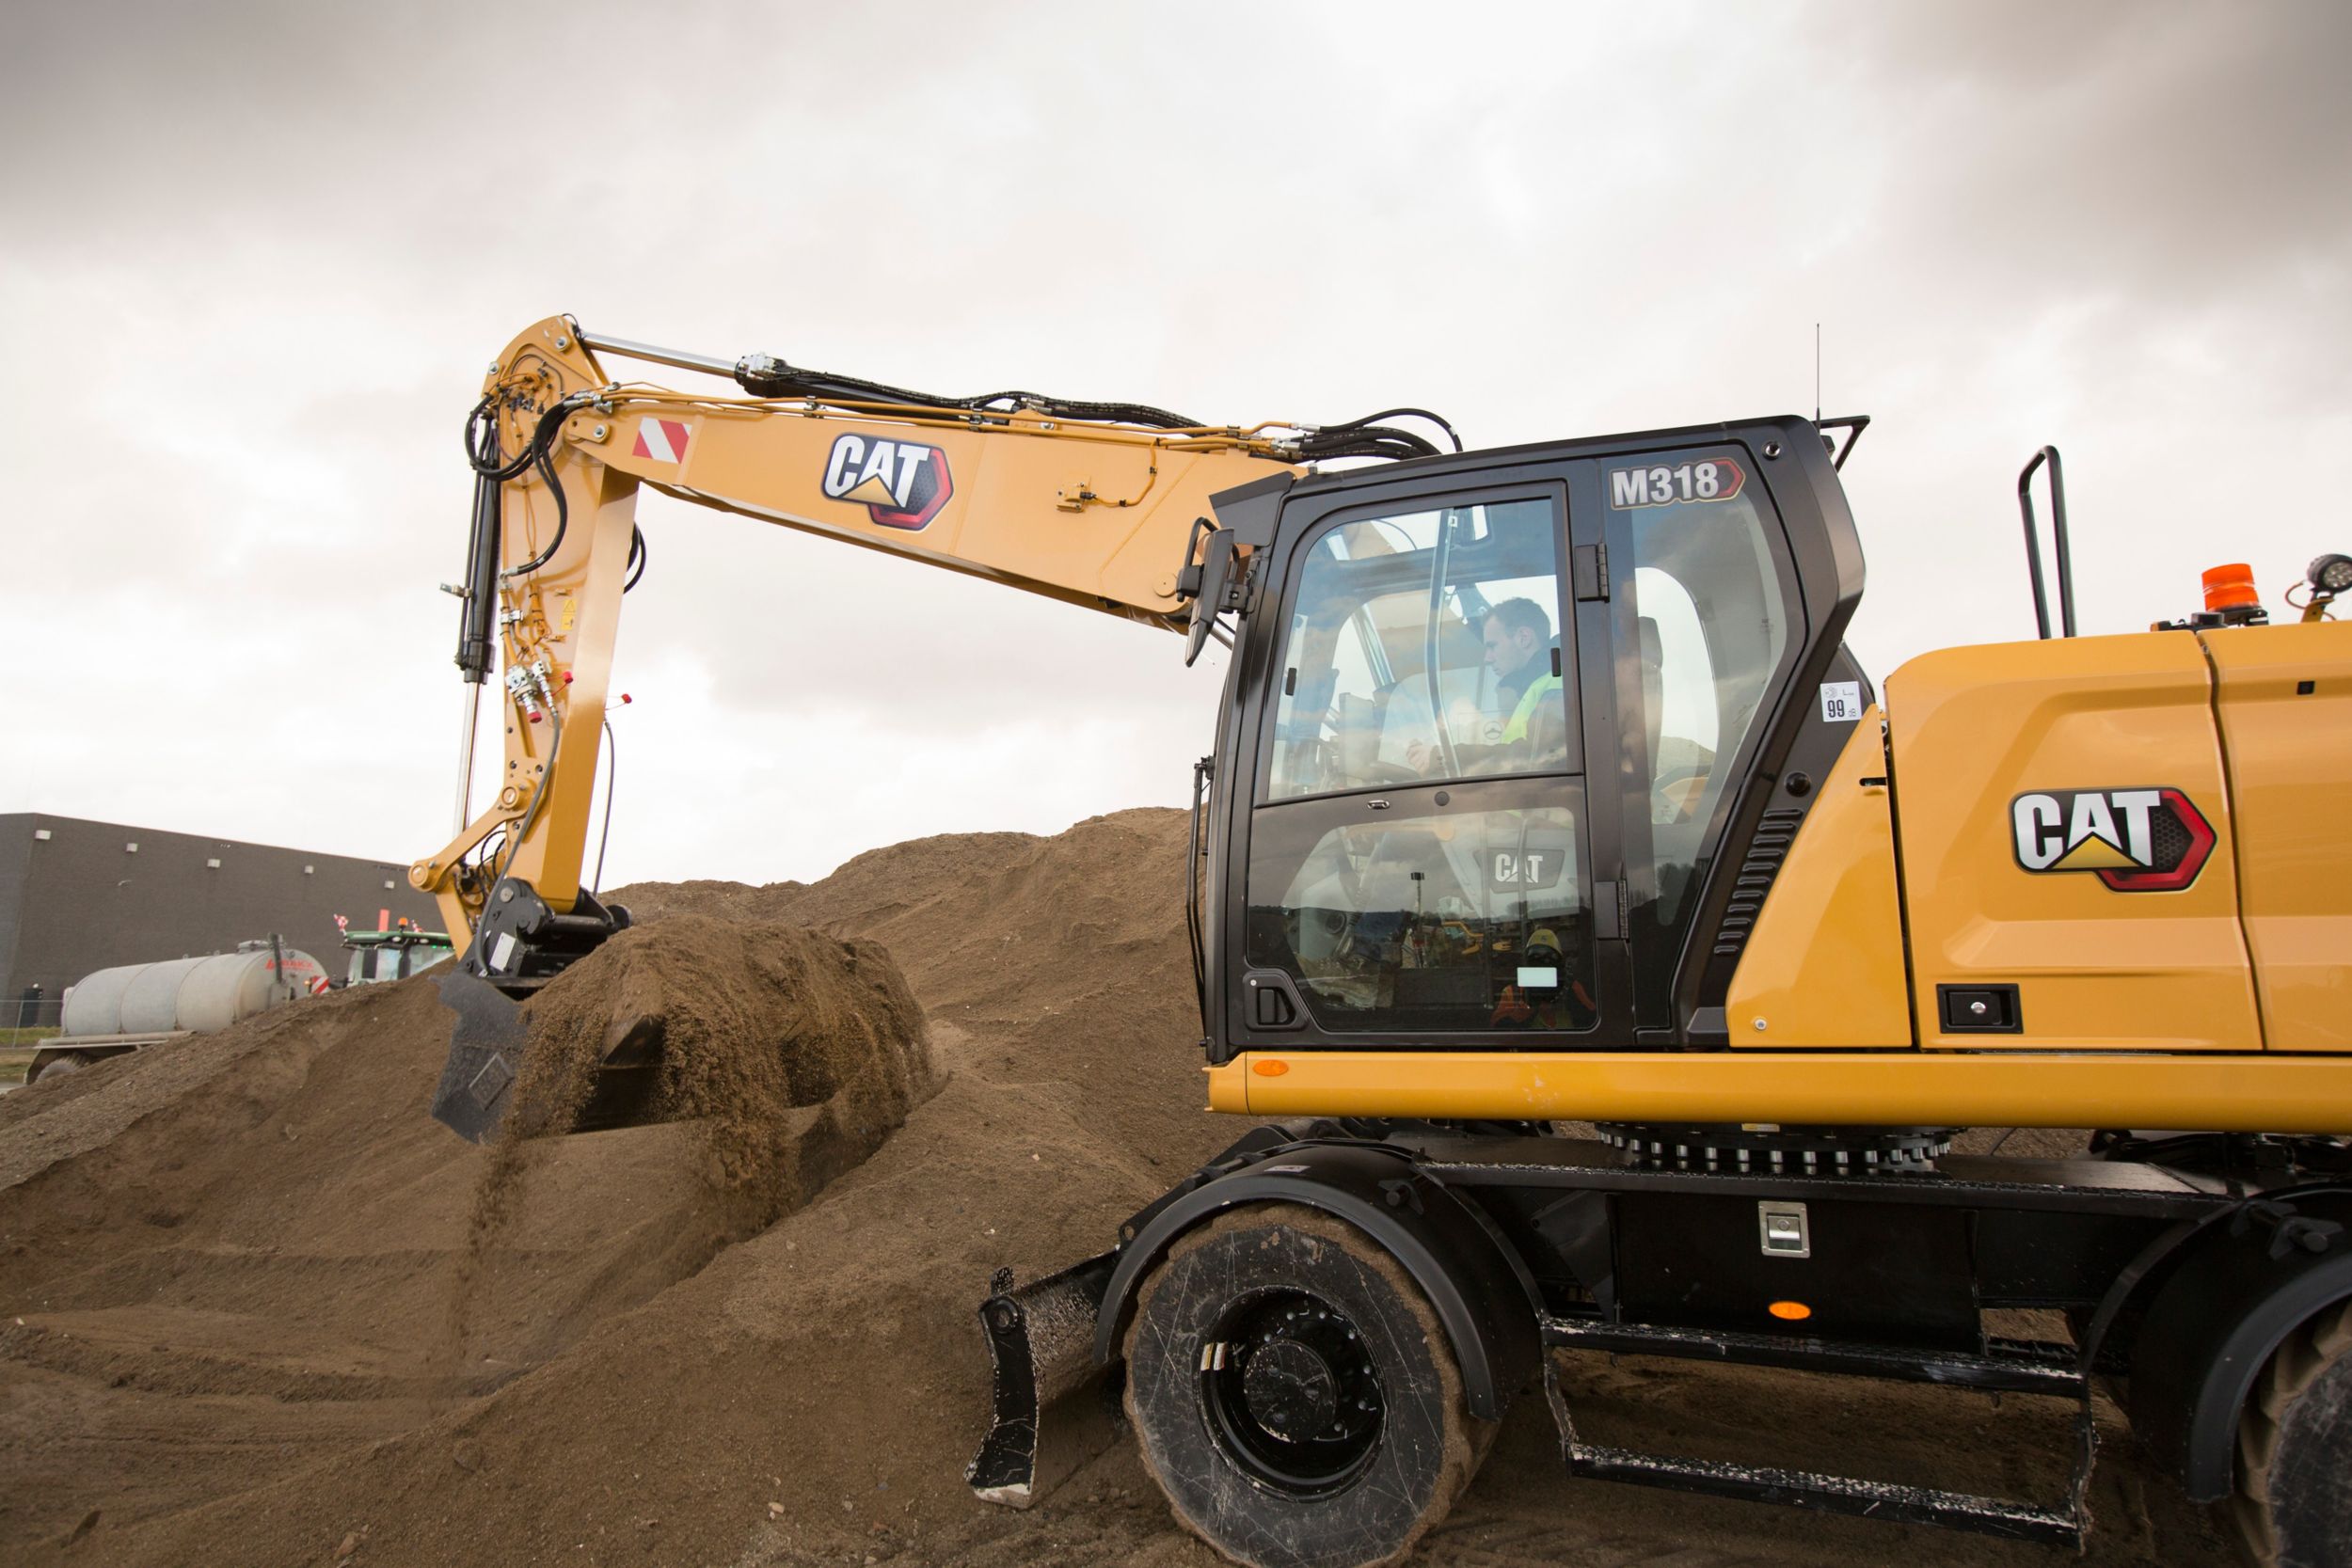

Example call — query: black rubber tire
[1123,1205,1495,1568]
[2235,1298,2352,1568]
[31,1052,90,1084]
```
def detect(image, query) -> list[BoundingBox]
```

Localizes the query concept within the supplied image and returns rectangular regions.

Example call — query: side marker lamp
[1251,1059,1289,1077]
[1769,1301,1813,1322]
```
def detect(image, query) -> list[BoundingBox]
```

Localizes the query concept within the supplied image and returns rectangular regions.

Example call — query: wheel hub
[1200,1290,1385,1495]
[1241,1338,1337,1439]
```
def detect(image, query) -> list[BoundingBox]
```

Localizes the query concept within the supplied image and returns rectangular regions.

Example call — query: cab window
[1247,493,1593,1037]
[1263,499,1576,800]
[1247,798,1595,1035]
[1616,449,1792,926]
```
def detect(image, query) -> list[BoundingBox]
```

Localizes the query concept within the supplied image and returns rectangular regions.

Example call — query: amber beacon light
[2201,562,2260,611]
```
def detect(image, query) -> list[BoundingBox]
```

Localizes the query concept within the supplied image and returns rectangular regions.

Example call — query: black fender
[2126,1190,2352,1502]
[1092,1140,1543,1422]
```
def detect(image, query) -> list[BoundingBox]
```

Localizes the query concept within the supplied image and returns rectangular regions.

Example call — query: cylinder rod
[576,330,739,381]
[453,681,485,835]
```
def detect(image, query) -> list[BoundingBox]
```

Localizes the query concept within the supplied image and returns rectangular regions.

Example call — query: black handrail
[1184,754,1213,1043]
[1816,414,1871,471]
[2017,447,2076,639]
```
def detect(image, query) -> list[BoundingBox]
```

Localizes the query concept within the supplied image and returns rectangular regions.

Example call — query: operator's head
[1482,598,1551,683]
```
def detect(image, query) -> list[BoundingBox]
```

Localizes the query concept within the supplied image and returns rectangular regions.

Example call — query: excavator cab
[1197,416,1871,1058]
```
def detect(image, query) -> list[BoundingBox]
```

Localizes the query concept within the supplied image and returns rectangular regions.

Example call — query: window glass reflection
[1247,801,1595,1034]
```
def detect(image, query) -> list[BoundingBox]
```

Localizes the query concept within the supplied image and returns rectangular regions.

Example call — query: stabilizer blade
[966,1250,1121,1507]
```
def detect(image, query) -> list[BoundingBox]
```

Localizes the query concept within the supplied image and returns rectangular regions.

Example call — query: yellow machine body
[1216,617,2352,1132]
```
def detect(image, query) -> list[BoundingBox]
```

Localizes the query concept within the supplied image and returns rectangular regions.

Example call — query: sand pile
[0,807,2240,1568]
[483,918,934,1240]
[0,910,941,1563]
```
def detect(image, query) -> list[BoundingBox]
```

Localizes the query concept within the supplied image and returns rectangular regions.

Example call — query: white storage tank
[60,939,327,1037]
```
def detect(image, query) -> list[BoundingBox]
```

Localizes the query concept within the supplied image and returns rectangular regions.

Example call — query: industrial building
[0,814,439,1027]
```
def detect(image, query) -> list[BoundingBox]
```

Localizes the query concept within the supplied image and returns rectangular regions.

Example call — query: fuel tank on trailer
[61,942,326,1037]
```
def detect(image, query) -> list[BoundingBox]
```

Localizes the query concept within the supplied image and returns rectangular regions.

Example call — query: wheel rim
[1199,1288,1385,1497]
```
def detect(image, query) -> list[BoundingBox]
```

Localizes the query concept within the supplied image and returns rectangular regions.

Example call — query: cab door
[1219,465,1627,1053]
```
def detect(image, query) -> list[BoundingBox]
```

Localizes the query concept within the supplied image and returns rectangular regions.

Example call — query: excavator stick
[427,967,665,1146]
[966,1251,1122,1507]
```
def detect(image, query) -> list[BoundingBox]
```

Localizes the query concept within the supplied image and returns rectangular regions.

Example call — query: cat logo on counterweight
[2010,787,2215,892]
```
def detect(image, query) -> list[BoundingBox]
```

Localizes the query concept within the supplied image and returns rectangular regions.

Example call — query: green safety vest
[1500,673,1564,743]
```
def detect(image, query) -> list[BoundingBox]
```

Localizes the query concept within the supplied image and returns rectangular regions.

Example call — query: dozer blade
[428,968,665,1145]
[966,1250,1122,1507]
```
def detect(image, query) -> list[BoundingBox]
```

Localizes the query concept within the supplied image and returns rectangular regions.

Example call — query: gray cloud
[4,1,2345,884]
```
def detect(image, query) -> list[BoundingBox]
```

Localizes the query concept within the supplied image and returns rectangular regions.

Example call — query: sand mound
[482,918,934,1235]
[0,911,946,1561]
[0,808,2239,1568]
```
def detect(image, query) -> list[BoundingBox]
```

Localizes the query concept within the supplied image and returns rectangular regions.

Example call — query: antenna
[1814,323,1822,424]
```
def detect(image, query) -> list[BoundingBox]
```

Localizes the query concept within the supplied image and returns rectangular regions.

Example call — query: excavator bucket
[428,967,665,1145]
[966,1251,1123,1507]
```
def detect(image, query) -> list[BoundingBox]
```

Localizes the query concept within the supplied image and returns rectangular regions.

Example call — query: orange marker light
[1769,1300,1813,1322]
[2202,562,2259,611]
[1252,1059,1290,1077]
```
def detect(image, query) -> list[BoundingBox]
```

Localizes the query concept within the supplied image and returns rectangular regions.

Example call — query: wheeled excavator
[420,317,2352,1568]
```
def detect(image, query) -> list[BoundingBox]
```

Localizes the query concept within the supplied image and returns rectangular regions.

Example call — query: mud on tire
[2235,1297,2352,1568]
[1123,1205,1496,1568]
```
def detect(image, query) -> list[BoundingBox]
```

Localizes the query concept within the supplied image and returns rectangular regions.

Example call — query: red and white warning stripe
[309,974,331,997]
[632,417,691,464]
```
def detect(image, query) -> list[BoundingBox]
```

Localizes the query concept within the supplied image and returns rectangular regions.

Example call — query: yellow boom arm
[409,317,1301,948]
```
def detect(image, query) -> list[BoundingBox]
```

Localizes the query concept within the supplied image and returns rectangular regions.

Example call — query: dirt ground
[0,808,2244,1567]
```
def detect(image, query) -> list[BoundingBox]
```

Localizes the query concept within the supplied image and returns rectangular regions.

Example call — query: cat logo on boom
[820,434,954,531]
[2010,786,2216,892]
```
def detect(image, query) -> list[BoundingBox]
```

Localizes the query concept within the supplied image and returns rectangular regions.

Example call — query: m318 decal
[1607,457,1746,509]
[2010,787,2215,892]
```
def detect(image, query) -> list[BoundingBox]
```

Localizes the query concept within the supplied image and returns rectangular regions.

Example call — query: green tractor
[340,923,455,988]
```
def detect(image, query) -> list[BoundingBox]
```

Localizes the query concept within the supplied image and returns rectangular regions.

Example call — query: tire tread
[2235,1299,2352,1568]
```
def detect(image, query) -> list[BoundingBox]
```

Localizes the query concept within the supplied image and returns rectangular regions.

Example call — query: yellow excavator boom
[410,316,1304,945]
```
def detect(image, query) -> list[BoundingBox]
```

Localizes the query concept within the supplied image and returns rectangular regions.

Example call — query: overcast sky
[3,1,2345,888]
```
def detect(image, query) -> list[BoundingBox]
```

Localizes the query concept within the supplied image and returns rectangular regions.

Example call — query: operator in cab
[1406,597,1567,777]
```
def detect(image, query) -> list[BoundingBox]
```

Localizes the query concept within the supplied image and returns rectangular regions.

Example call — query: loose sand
[0,808,2239,1567]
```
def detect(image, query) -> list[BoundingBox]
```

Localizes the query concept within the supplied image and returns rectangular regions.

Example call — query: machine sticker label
[1607,457,1747,510]
[821,433,954,530]
[1486,850,1566,889]
[2010,787,2215,892]
[631,417,691,464]
[1819,681,1863,721]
